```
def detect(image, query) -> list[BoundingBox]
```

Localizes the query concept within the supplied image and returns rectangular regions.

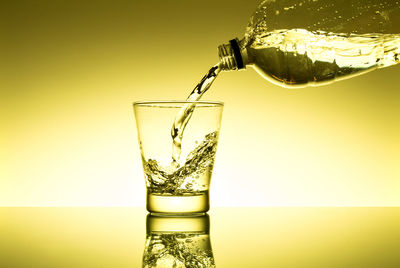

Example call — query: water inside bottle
[246,29,400,86]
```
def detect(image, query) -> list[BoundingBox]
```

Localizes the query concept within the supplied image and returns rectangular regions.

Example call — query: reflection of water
[143,213,215,267]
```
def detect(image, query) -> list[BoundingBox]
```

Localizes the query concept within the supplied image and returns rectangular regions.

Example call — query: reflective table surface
[1,208,399,267]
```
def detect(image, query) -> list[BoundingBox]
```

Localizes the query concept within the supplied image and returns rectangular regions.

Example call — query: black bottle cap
[229,38,244,69]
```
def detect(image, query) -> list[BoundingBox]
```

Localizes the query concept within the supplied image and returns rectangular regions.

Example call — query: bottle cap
[229,38,244,69]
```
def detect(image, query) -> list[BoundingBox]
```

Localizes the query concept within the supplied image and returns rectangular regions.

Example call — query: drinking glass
[134,101,223,214]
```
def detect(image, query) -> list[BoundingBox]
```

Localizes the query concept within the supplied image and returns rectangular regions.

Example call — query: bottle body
[218,0,400,87]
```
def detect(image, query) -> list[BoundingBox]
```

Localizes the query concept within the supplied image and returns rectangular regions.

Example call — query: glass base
[147,191,209,214]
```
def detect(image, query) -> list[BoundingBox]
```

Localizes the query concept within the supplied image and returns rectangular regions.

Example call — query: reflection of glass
[143,213,215,267]
[134,101,223,214]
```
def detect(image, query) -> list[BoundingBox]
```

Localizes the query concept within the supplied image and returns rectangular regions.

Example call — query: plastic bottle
[218,0,400,87]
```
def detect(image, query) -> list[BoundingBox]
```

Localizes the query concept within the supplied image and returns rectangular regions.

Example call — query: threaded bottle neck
[218,43,238,71]
[218,38,246,71]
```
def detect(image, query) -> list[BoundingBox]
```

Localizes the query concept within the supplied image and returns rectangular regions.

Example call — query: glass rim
[133,100,224,107]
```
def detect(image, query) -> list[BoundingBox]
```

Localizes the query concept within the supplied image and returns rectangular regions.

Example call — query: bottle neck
[218,38,248,71]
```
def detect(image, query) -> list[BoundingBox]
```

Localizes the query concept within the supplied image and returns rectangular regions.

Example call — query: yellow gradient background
[2,0,399,206]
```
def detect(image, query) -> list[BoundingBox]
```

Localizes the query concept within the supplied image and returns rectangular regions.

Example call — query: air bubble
[283,6,294,11]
